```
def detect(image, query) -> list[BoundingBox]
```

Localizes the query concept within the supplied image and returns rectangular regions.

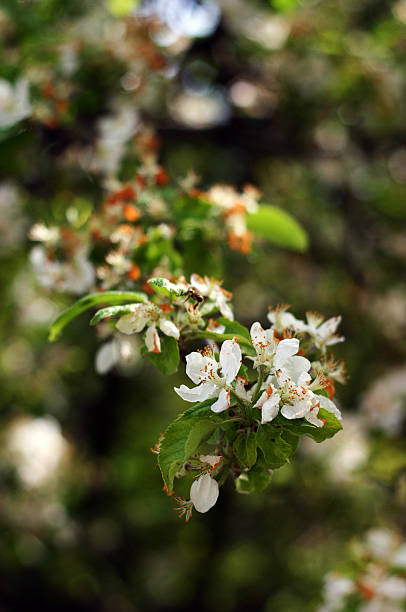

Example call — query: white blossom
[30,245,95,294]
[175,338,242,413]
[116,303,179,353]
[189,273,234,320]
[305,311,344,351]
[250,322,341,426]
[29,223,60,245]
[360,366,406,434]
[267,305,307,334]
[250,321,301,370]
[6,417,67,488]
[318,573,354,612]
[91,101,139,176]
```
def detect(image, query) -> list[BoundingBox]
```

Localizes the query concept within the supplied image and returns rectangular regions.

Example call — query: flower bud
[190,473,219,513]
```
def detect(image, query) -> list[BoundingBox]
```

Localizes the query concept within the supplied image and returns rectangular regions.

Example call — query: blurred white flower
[169,90,230,129]
[95,335,141,374]
[360,367,406,434]
[319,573,354,612]
[0,77,31,128]
[267,305,307,334]
[302,415,367,482]
[305,312,344,352]
[91,101,139,176]
[29,223,60,246]
[7,417,68,488]
[30,245,95,294]
[320,528,406,611]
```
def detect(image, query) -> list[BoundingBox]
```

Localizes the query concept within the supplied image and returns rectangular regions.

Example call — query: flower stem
[252,366,265,404]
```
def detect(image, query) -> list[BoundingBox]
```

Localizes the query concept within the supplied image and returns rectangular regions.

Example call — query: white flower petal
[318,316,341,337]
[211,388,230,413]
[274,338,299,369]
[116,307,149,335]
[200,455,222,468]
[325,335,345,347]
[281,401,308,420]
[145,325,161,353]
[190,473,219,513]
[116,313,135,335]
[217,297,234,321]
[190,273,207,295]
[305,409,324,427]
[159,318,180,339]
[206,319,226,334]
[282,355,311,385]
[220,338,241,384]
[186,352,218,385]
[267,310,307,333]
[185,352,204,384]
[253,390,268,410]
[174,382,217,402]
[261,394,281,423]
[250,322,268,352]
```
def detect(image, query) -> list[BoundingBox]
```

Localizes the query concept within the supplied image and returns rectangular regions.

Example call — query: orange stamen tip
[128,264,141,281]
[123,203,141,222]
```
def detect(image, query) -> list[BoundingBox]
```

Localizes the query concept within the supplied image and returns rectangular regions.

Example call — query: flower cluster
[29,224,94,295]
[13,1,347,522]
[29,127,267,304]
[319,528,406,612]
[161,305,345,519]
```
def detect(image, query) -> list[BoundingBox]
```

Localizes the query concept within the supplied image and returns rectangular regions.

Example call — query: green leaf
[236,467,272,494]
[90,303,143,325]
[270,0,300,14]
[145,335,180,375]
[247,204,308,252]
[217,318,251,342]
[280,429,300,455]
[147,277,186,298]
[158,415,218,491]
[106,0,139,17]
[281,408,343,442]
[49,291,148,341]
[233,432,257,468]
[256,425,295,469]
[194,318,255,356]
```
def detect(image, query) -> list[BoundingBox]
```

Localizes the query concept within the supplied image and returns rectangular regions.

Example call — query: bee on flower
[177,274,234,320]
